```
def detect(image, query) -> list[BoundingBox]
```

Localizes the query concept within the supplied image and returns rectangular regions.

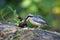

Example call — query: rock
[20,29,60,40]
[0,24,60,40]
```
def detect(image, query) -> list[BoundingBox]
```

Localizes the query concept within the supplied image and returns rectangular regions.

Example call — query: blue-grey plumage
[26,14,46,24]
[32,16,46,24]
[25,14,47,28]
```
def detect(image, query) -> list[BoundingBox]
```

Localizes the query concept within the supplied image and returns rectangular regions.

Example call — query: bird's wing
[32,16,46,24]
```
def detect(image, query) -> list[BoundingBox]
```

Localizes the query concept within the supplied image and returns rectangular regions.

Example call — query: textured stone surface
[20,30,60,40]
[0,24,60,40]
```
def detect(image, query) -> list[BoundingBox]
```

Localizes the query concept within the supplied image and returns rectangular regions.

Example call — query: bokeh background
[0,0,60,32]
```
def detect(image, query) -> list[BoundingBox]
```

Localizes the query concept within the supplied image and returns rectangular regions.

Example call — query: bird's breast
[29,18,41,26]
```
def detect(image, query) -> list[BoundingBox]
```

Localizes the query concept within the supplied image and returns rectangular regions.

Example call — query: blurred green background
[0,0,60,32]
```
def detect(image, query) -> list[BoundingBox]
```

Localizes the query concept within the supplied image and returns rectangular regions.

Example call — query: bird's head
[25,14,35,21]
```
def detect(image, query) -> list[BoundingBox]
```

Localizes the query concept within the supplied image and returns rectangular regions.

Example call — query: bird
[25,14,48,28]
[18,14,48,28]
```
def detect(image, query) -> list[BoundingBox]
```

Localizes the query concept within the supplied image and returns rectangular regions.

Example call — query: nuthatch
[25,14,48,28]
[18,14,48,28]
